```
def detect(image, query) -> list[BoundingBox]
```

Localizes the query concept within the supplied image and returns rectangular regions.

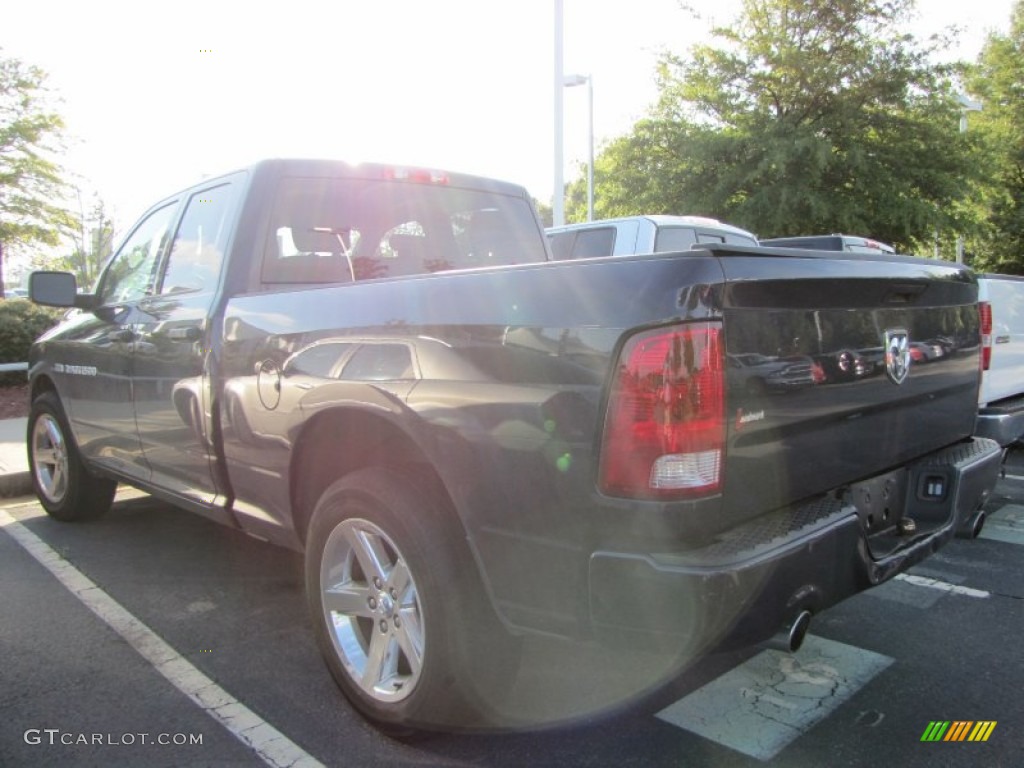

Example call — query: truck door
[131,180,239,506]
[62,200,181,483]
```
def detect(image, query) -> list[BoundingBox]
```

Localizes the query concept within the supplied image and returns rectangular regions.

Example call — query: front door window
[97,203,178,305]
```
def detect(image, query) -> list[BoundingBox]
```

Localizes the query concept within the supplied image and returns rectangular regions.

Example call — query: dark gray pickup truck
[27,159,1002,731]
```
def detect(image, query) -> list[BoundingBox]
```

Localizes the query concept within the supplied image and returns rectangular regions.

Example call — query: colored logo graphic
[920,721,997,742]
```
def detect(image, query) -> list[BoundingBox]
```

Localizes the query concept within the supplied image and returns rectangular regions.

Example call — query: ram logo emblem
[884,329,910,384]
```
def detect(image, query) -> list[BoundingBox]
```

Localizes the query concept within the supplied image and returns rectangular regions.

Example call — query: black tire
[27,392,117,522]
[305,467,520,731]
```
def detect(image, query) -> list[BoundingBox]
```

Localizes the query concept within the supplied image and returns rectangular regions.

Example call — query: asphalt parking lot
[2,449,1022,768]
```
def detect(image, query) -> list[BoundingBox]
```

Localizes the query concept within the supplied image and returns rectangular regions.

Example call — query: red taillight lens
[979,301,992,371]
[599,323,725,500]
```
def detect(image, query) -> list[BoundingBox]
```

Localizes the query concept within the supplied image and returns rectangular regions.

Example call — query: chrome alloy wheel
[320,518,425,703]
[32,413,68,504]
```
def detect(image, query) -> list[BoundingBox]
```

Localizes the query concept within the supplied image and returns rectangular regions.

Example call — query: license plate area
[848,461,963,558]
[847,468,930,558]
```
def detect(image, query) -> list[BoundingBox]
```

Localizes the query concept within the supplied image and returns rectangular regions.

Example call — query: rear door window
[654,227,698,252]
[547,231,575,260]
[341,344,415,381]
[286,342,354,377]
[571,227,615,258]
[160,183,238,296]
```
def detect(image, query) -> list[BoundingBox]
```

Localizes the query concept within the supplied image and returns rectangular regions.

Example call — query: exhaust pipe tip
[767,610,813,653]
[957,510,986,539]
[972,511,986,539]
[788,609,813,652]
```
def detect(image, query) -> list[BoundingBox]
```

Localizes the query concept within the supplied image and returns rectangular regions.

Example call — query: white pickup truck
[977,274,1024,446]
[546,214,757,259]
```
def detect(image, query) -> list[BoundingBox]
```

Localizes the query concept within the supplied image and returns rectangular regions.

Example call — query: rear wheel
[28,392,116,522]
[305,467,519,731]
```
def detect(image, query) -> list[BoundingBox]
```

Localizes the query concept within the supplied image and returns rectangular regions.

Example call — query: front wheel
[27,392,116,522]
[305,467,520,731]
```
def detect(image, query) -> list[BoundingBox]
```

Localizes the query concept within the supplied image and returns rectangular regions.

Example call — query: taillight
[599,322,725,500]
[979,301,992,371]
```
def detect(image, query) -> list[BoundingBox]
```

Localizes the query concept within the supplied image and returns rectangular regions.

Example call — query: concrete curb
[0,416,29,498]
[0,471,33,498]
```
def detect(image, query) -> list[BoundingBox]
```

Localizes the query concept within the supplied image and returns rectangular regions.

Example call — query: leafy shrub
[0,299,63,386]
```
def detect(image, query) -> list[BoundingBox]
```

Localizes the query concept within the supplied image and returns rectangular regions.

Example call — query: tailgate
[713,248,981,522]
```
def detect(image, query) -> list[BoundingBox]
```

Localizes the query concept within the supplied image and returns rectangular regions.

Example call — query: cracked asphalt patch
[655,635,893,761]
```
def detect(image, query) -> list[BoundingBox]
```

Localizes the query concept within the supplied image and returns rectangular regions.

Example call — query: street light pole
[956,94,982,264]
[553,0,566,227]
[564,73,594,221]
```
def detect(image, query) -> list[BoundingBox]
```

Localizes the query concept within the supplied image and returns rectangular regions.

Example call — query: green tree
[966,1,1024,274]
[58,192,114,290]
[567,0,978,255]
[0,50,73,297]
[532,198,553,228]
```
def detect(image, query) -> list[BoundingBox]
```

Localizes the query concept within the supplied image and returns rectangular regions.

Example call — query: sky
[1,0,1018,254]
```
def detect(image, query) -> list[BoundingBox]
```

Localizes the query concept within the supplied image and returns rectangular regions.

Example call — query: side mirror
[28,271,94,309]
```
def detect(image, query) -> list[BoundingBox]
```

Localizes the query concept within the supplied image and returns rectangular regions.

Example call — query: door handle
[108,328,136,342]
[167,327,202,342]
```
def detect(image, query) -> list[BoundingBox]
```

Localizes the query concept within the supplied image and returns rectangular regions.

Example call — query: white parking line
[1001,473,1024,482]
[0,509,324,768]
[893,573,990,598]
